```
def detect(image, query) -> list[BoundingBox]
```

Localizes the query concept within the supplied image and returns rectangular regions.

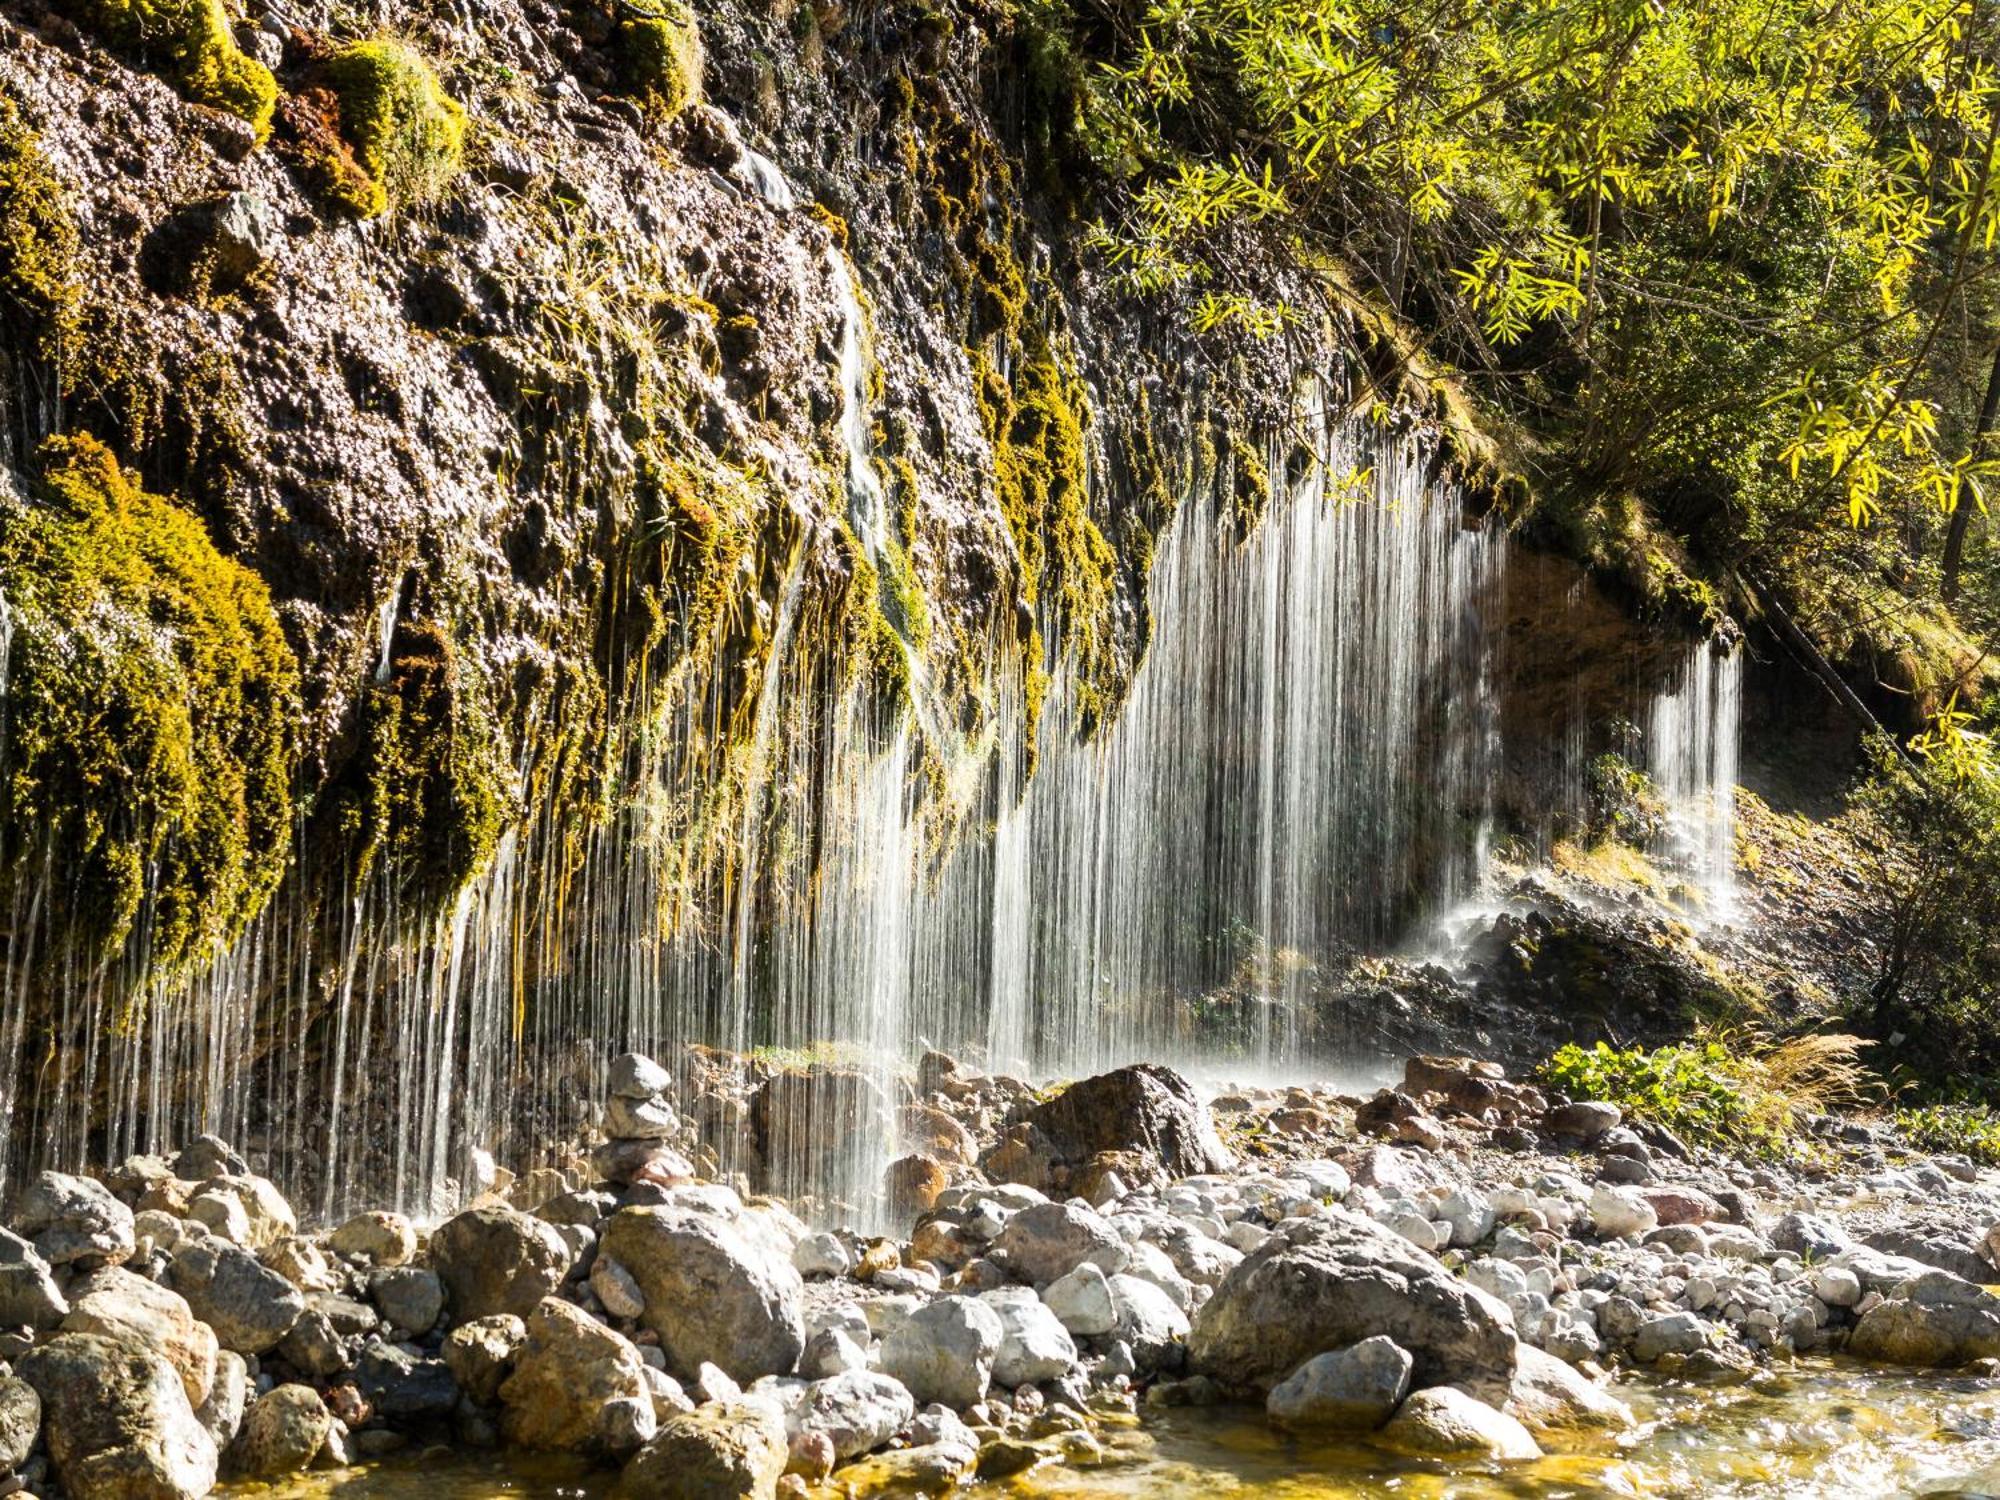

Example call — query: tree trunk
[1942,340,2000,602]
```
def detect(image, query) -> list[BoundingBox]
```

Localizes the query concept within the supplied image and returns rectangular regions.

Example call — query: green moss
[616,8,703,123]
[321,40,467,217]
[0,100,81,363]
[334,619,510,911]
[0,433,298,978]
[65,0,276,141]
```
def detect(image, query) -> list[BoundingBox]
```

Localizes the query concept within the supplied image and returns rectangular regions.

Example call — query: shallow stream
[222,1358,2000,1499]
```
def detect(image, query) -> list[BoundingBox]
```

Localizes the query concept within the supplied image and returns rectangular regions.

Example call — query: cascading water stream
[1646,641,1743,918]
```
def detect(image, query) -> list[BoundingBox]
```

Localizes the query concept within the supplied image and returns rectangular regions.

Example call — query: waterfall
[1646,641,1743,917]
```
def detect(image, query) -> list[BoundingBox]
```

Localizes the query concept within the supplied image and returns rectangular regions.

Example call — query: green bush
[65,0,277,141]
[1896,1102,2000,1166]
[321,40,467,217]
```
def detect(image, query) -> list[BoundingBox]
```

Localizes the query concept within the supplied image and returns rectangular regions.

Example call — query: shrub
[0,434,298,979]
[1896,1102,2000,1166]
[65,0,277,141]
[1541,1028,1874,1157]
[616,7,703,122]
[321,40,467,217]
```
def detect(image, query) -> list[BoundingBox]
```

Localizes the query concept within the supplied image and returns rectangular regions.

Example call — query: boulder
[197,1350,250,1451]
[980,1287,1078,1387]
[1109,1272,1191,1364]
[444,1313,527,1404]
[0,1375,40,1470]
[608,1093,680,1140]
[172,1136,248,1181]
[610,1052,674,1099]
[992,1201,1124,1287]
[62,1266,218,1408]
[1264,1336,1412,1430]
[1861,1224,1996,1286]
[1381,1386,1541,1460]
[369,1266,445,1333]
[329,1211,419,1265]
[615,1401,787,1500]
[1042,1263,1118,1337]
[227,1384,331,1477]
[1188,1213,1517,1393]
[1771,1212,1850,1259]
[15,1171,135,1267]
[356,1341,459,1420]
[500,1298,656,1457]
[1632,1311,1711,1363]
[1503,1343,1633,1432]
[793,1370,914,1460]
[592,1254,647,1319]
[0,1226,68,1329]
[600,1207,805,1381]
[750,1067,893,1195]
[1011,1066,1233,1184]
[879,1295,1003,1408]
[162,1240,305,1354]
[1544,1101,1621,1141]
[429,1206,571,1321]
[1849,1273,2000,1366]
[188,1175,294,1248]
[22,1331,218,1500]
[1588,1185,1658,1240]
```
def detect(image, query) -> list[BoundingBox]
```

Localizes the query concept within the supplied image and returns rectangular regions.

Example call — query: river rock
[1589,1185,1658,1239]
[329,1211,419,1265]
[0,1374,40,1469]
[993,1201,1125,1287]
[801,1326,868,1378]
[501,1297,657,1457]
[444,1313,527,1404]
[1265,1336,1412,1430]
[1503,1343,1633,1431]
[1771,1211,1850,1259]
[15,1171,136,1267]
[608,1093,680,1140]
[277,1308,348,1378]
[880,1295,1003,1408]
[1110,1272,1191,1364]
[592,1254,647,1319]
[188,1175,295,1249]
[263,1234,341,1291]
[793,1370,914,1460]
[356,1341,459,1419]
[1382,1386,1541,1460]
[615,1400,787,1500]
[1042,1262,1118,1336]
[1849,1273,2000,1366]
[163,1240,305,1354]
[1189,1212,1517,1392]
[600,1207,805,1380]
[22,1331,219,1500]
[197,1350,250,1450]
[1861,1224,1996,1285]
[62,1266,218,1407]
[611,1052,673,1099]
[1633,1311,1711,1362]
[227,1384,331,1477]
[1013,1065,1234,1185]
[173,1136,248,1181]
[370,1266,445,1332]
[0,1225,68,1329]
[429,1206,571,1321]
[1544,1101,1621,1141]
[981,1286,1078,1386]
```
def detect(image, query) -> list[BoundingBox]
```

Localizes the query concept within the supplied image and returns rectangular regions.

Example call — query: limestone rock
[0,1226,69,1330]
[15,1171,136,1267]
[615,1401,787,1500]
[600,1207,805,1381]
[369,1266,445,1333]
[500,1297,657,1458]
[62,1266,218,1408]
[1264,1336,1412,1430]
[1042,1262,1118,1337]
[227,1384,331,1477]
[0,1374,40,1470]
[980,1287,1078,1387]
[1382,1386,1541,1460]
[1011,1066,1233,1185]
[429,1206,571,1321]
[1189,1213,1517,1393]
[610,1052,674,1099]
[444,1313,527,1404]
[188,1175,295,1249]
[22,1331,219,1500]
[1503,1343,1633,1432]
[993,1201,1124,1287]
[172,1136,248,1181]
[329,1211,419,1265]
[879,1295,1003,1409]
[162,1240,305,1354]
[1849,1273,2000,1366]
[196,1350,250,1451]
[792,1370,914,1460]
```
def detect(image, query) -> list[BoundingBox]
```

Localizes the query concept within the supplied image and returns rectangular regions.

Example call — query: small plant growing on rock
[615,3,704,122]
[63,0,277,141]
[320,39,468,217]
[0,99,81,366]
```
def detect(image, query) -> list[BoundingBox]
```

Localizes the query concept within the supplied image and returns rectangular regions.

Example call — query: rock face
[500,1298,657,1457]
[429,1207,572,1321]
[161,1241,305,1354]
[600,1208,805,1381]
[21,1331,219,1500]
[62,1267,218,1408]
[1189,1213,1517,1392]
[1264,1336,1413,1430]
[1006,1066,1234,1189]
[616,1401,788,1500]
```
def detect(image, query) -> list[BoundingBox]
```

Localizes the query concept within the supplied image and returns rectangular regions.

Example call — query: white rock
[1589,1186,1658,1241]
[1042,1264,1117,1337]
[879,1297,1002,1409]
[792,1233,854,1279]
[979,1288,1078,1388]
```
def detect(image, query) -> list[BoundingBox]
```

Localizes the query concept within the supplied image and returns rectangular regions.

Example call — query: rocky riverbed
[2,1048,1999,1500]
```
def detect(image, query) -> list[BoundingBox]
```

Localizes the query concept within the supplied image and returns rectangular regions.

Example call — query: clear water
[220,1361,2000,1500]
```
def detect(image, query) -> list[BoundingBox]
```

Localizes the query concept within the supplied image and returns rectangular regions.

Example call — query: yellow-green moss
[321,40,467,217]
[0,433,298,977]
[616,7,704,122]
[65,0,276,141]
[0,100,81,362]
